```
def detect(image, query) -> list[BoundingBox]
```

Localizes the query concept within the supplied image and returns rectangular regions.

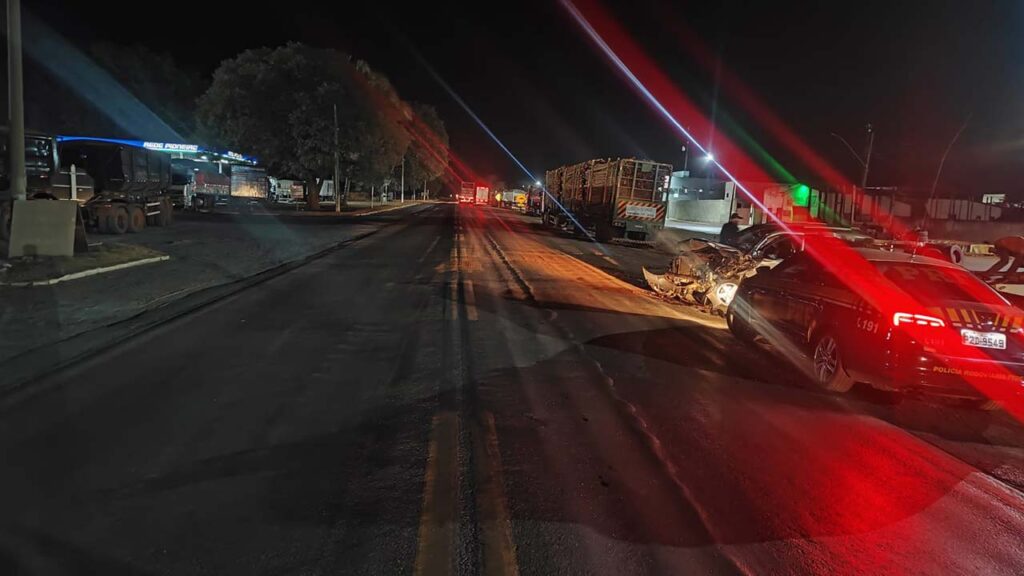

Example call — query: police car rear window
[876,263,1007,306]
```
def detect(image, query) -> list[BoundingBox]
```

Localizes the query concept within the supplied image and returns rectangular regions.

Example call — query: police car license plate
[961,329,1007,350]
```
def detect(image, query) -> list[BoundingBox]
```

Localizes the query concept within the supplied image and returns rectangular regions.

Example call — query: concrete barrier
[8,199,77,258]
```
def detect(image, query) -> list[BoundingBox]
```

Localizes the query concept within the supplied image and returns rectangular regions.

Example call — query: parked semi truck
[0,129,61,241]
[58,138,175,233]
[458,181,474,204]
[3,133,168,238]
[475,185,490,205]
[543,158,672,242]
[189,164,269,211]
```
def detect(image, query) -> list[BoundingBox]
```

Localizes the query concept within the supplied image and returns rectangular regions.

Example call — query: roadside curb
[0,204,436,402]
[0,255,170,287]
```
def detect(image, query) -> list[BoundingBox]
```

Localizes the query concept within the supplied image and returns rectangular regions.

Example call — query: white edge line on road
[355,201,425,217]
[0,255,171,287]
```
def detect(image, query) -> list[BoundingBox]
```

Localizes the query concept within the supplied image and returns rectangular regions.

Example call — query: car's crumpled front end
[643,238,761,313]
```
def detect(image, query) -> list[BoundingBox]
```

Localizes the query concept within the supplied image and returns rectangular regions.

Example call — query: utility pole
[859,123,874,191]
[830,126,873,224]
[8,0,26,201]
[333,104,341,212]
[400,155,405,203]
[925,113,972,229]
[852,124,874,224]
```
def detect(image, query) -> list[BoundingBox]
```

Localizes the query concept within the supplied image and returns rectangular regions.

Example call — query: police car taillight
[892,312,945,328]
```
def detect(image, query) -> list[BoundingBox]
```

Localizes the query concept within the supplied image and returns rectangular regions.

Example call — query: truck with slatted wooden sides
[542,158,672,242]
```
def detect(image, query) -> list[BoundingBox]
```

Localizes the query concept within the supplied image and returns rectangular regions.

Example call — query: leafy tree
[405,103,450,195]
[198,43,410,209]
[90,43,205,140]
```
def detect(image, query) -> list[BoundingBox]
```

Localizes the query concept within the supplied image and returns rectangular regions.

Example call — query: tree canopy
[198,43,434,207]
[406,103,450,191]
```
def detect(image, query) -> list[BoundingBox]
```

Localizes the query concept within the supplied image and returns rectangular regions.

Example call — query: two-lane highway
[2,203,1024,575]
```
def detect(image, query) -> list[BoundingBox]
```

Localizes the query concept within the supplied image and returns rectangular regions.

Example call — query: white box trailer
[475,186,489,205]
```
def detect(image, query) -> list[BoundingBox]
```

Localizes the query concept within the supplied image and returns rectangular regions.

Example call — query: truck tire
[948,244,964,265]
[127,205,145,233]
[107,206,129,234]
[595,221,614,243]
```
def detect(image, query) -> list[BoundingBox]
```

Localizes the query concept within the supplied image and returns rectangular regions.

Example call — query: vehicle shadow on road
[476,335,995,550]
[586,324,1024,449]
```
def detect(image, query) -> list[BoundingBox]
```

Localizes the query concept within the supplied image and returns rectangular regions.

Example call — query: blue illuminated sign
[56,135,258,164]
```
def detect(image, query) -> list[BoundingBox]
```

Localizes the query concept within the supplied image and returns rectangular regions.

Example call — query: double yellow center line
[414,212,517,576]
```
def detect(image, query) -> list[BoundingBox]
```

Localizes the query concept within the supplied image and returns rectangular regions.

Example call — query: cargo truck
[0,129,61,242]
[190,164,269,212]
[543,158,672,242]
[475,185,489,205]
[56,138,175,233]
[458,181,475,204]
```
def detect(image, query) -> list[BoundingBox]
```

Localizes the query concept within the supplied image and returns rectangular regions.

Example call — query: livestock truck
[543,158,672,242]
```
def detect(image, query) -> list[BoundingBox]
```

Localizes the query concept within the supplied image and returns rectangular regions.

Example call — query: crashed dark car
[727,248,1024,409]
[644,224,874,313]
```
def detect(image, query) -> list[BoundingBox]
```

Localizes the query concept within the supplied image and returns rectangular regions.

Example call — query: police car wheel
[812,333,855,393]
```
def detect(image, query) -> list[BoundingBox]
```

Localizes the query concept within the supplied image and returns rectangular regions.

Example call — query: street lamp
[703,153,715,180]
[534,180,541,186]
[831,125,875,224]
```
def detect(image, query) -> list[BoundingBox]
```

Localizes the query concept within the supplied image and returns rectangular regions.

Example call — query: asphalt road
[2,203,1024,575]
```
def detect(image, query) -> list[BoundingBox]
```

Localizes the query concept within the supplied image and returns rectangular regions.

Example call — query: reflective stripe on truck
[615,200,665,221]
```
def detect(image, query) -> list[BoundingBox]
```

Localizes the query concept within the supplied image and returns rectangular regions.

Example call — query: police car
[726,247,1024,408]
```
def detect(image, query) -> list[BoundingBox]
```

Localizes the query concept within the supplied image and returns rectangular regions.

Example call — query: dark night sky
[23,0,1024,195]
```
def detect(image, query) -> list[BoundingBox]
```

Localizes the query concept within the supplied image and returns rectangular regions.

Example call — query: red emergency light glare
[402,121,464,186]
[561,1,1024,420]
[655,10,855,190]
[645,1,919,240]
[338,56,486,190]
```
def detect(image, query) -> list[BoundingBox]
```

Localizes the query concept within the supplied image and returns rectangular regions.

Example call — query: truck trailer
[475,185,490,205]
[189,164,269,212]
[56,138,175,233]
[543,158,672,242]
[0,129,61,242]
[458,181,474,204]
